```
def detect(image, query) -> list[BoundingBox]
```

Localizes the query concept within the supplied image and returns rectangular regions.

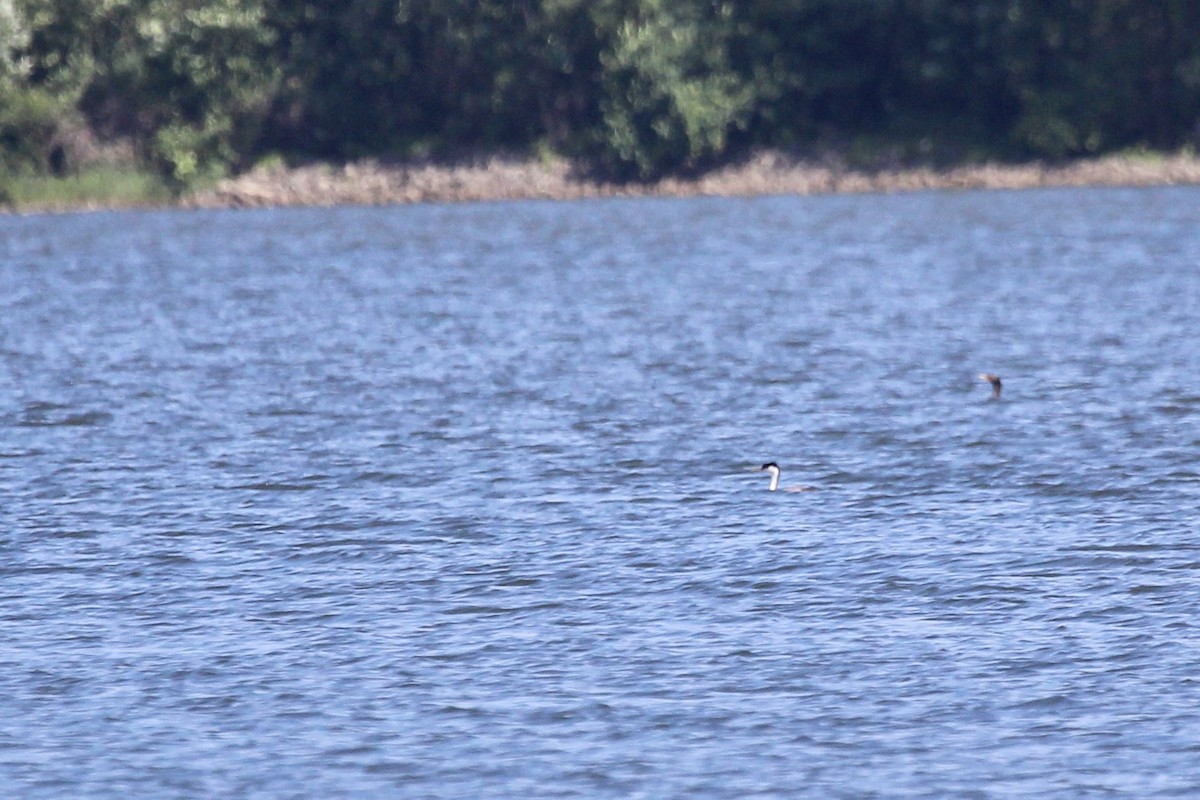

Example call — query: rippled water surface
[3,187,1200,798]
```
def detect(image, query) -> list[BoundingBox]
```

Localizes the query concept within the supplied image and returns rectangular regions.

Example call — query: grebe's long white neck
[760,462,781,492]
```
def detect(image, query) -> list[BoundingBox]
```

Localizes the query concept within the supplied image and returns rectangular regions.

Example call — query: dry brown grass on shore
[184,150,1200,209]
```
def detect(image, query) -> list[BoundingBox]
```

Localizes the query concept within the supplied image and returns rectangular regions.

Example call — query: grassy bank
[183,148,1200,208]
[1,166,174,213]
[5,149,1200,214]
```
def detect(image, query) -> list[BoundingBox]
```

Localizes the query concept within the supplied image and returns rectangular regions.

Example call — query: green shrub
[0,84,73,175]
[595,1,750,180]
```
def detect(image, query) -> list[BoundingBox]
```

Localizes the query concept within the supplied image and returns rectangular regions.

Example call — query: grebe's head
[759,462,781,491]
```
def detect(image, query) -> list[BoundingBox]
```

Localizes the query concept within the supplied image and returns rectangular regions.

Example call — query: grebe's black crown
[760,462,779,470]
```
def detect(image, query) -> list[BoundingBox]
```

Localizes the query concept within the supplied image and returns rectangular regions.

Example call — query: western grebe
[759,462,814,492]
[978,372,1002,399]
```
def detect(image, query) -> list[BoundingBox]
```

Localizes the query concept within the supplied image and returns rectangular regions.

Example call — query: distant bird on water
[759,462,815,493]
[978,372,1002,399]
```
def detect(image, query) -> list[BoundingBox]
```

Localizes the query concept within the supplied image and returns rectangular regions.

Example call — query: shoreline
[184,150,1200,210]
[8,150,1200,214]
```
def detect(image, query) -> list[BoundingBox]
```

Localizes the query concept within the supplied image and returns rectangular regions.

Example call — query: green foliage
[1,0,57,186]
[596,0,751,179]
[12,0,277,187]
[152,116,230,186]
[5,0,1200,188]
[0,82,73,174]
[262,0,602,160]
[1,0,28,78]
[728,2,898,140]
[0,83,49,170]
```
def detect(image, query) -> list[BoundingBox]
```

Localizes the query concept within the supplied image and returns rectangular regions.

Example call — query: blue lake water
[2,187,1199,798]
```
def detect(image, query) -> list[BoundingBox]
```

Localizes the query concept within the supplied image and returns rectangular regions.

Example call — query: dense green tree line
[3,0,1200,191]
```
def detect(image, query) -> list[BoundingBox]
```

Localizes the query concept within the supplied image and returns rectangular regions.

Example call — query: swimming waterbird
[978,372,1002,399]
[759,462,815,492]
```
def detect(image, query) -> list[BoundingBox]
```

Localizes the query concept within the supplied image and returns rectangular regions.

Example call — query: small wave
[0,448,42,458]
[250,406,316,417]
[22,400,70,413]
[17,409,113,427]
[231,481,318,491]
